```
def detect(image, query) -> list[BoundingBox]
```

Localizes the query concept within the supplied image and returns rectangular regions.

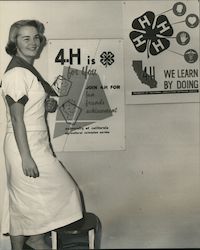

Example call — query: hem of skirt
[9,211,83,236]
[6,128,47,133]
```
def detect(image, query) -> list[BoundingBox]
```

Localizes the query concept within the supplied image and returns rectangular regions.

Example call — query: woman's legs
[26,233,51,249]
[10,233,51,250]
[10,235,25,250]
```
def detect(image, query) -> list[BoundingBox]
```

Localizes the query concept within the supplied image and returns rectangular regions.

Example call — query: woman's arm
[9,102,39,178]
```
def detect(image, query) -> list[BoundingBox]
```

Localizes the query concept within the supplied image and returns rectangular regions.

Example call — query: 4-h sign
[123,0,200,104]
[48,39,125,152]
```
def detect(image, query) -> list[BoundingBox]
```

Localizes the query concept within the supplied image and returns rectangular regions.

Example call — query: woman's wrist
[21,153,32,161]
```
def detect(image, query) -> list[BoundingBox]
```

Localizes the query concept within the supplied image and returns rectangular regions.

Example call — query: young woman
[1,20,83,250]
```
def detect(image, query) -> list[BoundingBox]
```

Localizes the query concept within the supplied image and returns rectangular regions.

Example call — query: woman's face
[16,25,41,63]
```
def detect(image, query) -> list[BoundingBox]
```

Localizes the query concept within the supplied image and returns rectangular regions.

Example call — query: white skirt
[2,131,83,236]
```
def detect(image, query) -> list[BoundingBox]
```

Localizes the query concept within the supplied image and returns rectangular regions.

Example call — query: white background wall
[0,1,200,249]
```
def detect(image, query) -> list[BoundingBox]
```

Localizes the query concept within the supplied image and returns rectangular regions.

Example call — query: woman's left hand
[45,97,58,113]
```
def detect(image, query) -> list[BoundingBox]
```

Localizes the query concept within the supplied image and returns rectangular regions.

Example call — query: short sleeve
[2,68,31,103]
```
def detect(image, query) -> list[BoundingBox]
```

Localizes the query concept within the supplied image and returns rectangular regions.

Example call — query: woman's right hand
[22,156,40,178]
[45,97,58,113]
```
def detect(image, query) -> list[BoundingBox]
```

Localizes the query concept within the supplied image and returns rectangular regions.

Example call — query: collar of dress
[5,56,57,96]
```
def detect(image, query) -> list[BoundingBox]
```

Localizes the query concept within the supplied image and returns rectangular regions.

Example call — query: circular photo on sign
[176,31,190,45]
[185,14,199,28]
[184,49,198,63]
[173,2,186,16]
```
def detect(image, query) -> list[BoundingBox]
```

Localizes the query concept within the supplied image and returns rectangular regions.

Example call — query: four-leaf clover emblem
[129,11,174,58]
[100,51,115,67]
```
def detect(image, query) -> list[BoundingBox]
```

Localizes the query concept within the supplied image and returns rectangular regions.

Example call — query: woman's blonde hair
[6,19,46,56]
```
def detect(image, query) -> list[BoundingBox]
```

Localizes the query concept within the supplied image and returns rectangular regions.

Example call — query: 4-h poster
[47,39,125,151]
[123,0,200,104]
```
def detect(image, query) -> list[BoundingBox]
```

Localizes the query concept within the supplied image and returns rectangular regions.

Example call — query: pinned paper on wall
[123,0,200,104]
[47,39,125,151]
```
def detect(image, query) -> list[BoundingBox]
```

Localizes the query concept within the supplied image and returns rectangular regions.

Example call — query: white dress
[1,67,83,236]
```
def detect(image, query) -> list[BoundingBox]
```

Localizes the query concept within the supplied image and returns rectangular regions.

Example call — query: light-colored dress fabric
[1,67,83,236]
